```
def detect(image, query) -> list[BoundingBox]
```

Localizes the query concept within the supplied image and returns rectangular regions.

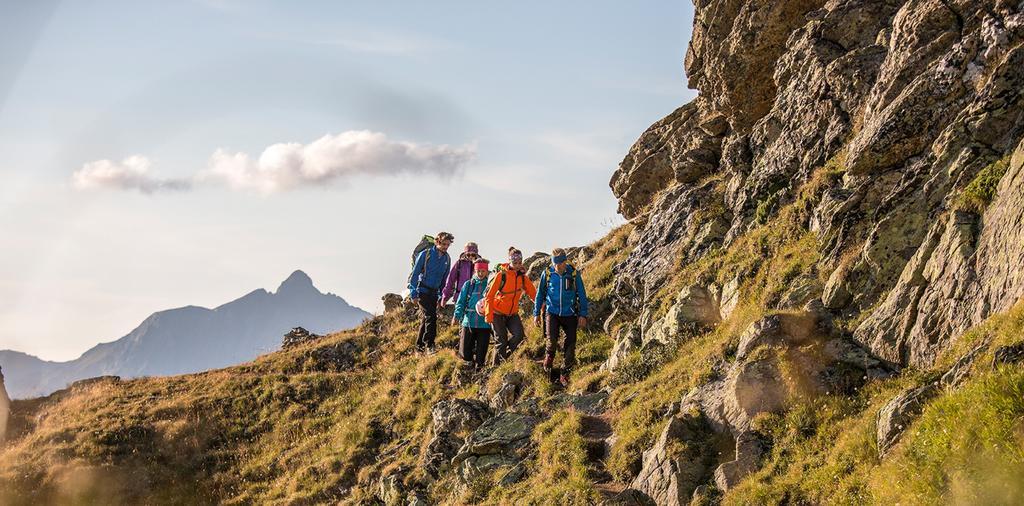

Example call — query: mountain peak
[276,270,315,295]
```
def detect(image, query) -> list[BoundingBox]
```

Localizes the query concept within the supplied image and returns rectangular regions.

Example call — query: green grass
[956,156,1010,214]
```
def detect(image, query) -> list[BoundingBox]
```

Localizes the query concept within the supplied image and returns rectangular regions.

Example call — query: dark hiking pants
[546,313,579,374]
[416,291,439,350]
[459,327,492,369]
[492,313,525,365]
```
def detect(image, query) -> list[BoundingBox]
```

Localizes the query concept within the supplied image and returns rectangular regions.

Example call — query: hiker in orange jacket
[484,247,536,364]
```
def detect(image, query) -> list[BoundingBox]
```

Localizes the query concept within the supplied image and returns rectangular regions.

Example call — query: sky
[0,0,697,362]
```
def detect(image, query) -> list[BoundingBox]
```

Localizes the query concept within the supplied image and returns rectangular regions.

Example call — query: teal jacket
[535,264,588,317]
[454,277,490,328]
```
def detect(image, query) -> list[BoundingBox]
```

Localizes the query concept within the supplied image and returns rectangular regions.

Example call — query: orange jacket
[484,264,536,322]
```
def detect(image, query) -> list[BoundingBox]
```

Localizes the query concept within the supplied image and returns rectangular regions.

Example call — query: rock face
[610,0,1024,374]
[0,366,9,443]
[634,308,894,494]
[631,410,714,505]
[451,412,537,483]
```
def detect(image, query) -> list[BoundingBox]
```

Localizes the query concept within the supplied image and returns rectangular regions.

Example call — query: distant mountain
[0,270,371,399]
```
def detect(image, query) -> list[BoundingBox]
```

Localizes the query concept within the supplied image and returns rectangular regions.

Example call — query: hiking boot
[426,346,438,355]
[543,355,554,373]
[559,373,570,388]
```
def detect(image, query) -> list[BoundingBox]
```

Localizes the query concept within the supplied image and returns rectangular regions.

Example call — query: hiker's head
[508,247,524,270]
[435,232,454,252]
[463,242,479,260]
[552,248,568,273]
[474,259,490,279]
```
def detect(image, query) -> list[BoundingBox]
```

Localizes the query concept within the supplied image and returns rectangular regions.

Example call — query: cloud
[200,130,474,193]
[72,156,191,194]
[73,131,475,195]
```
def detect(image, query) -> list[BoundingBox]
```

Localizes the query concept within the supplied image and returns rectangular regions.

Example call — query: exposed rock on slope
[611,0,1024,369]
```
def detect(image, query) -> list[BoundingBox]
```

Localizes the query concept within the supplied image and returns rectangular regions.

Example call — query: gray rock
[423,430,462,477]
[713,431,765,492]
[457,453,521,484]
[490,371,527,411]
[602,488,656,506]
[630,411,714,506]
[454,409,540,465]
[992,342,1024,369]
[876,383,939,457]
[382,293,404,314]
[431,398,492,436]
[281,326,322,349]
[547,391,610,416]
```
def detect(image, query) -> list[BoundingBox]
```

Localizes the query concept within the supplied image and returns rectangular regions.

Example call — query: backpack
[408,235,435,286]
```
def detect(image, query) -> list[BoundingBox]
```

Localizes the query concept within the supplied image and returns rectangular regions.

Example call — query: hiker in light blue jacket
[408,231,453,354]
[452,258,492,369]
[534,247,589,387]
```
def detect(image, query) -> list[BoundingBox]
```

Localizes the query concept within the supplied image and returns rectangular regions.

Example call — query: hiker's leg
[416,297,431,350]
[544,312,560,362]
[458,326,472,362]
[475,328,491,369]
[561,315,579,374]
[492,315,509,365]
[421,292,439,348]
[507,315,525,354]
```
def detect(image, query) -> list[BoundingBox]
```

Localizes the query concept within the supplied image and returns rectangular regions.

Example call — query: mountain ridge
[0,270,370,399]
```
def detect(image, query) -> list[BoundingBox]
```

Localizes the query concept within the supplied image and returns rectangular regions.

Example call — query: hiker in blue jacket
[409,231,453,354]
[534,248,589,387]
[452,258,492,369]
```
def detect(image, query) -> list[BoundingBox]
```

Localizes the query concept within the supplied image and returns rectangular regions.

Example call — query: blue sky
[0,0,696,361]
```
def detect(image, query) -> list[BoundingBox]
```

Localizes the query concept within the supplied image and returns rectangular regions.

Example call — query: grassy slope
[2,154,1023,504]
[0,225,632,506]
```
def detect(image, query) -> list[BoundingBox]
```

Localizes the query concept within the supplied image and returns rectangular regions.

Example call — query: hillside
[3,0,1024,504]
[0,271,370,399]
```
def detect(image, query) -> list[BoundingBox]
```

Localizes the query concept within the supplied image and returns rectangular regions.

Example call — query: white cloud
[200,131,474,193]
[73,131,475,195]
[72,156,191,194]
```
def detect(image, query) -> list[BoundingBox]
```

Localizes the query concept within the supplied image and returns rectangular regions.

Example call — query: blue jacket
[535,264,589,317]
[454,277,490,328]
[408,245,451,297]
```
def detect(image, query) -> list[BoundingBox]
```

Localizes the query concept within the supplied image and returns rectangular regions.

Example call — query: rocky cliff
[610,0,1024,367]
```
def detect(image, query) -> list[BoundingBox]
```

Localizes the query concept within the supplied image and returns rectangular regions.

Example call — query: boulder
[992,342,1024,369]
[876,383,940,457]
[603,323,642,373]
[490,371,527,411]
[602,489,656,506]
[630,411,714,505]
[382,293,405,314]
[453,412,537,460]
[713,431,765,492]
[423,430,462,477]
[301,340,360,372]
[451,411,537,484]
[282,326,322,349]
[546,391,610,416]
[431,398,492,436]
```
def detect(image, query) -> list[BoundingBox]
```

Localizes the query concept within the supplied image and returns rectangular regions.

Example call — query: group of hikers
[407,231,588,387]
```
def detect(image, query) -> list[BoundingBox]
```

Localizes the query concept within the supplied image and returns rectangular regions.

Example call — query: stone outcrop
[631,410,715,505]
[0,366,9,444]
[281,327,322,349]
[610,0,1024,374]
[451,412,537,483]
[636,307,894,493]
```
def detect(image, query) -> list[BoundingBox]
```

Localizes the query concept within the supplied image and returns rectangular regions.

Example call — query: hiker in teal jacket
[452,258,492,369]
[534,248,588,386]
[409,231,453,354]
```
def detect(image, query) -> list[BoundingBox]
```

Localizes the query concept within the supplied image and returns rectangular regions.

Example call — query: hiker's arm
[453,280,469,322]
[408,251,425,296]
[483,273,501,322]
[533,272,546,317]
[524,275,537,302]
[441,262,459,304]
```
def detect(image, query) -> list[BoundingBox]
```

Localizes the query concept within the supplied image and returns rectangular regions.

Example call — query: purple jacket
[442,256,475,305]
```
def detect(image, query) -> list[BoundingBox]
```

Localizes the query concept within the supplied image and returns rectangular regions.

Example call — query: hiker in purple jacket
[442,242,480,306]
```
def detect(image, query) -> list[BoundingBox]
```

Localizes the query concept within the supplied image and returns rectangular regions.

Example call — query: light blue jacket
[535,265,589,317]
[454,277,490,328]
[408,245,451,297]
